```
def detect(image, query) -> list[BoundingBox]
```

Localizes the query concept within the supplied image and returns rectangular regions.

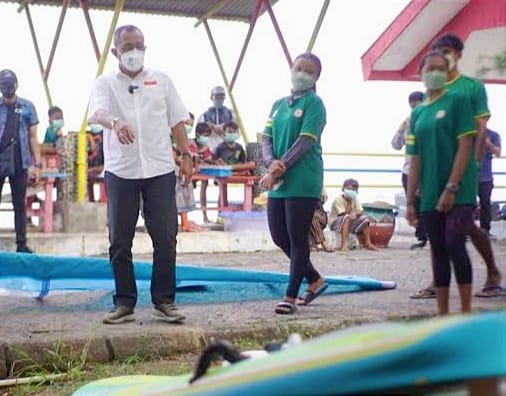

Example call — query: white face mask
[291,71,314,92]
[120,49,145,72]
[343,189,357,200]
[445,54,456,71]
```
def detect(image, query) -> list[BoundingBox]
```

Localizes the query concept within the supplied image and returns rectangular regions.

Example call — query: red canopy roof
[361,0,506,84]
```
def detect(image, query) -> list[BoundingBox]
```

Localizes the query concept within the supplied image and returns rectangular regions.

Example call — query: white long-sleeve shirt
[391,116,411,175]
[88,68,188,179]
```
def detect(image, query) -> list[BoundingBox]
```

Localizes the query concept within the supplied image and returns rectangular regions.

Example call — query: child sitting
[329,178,378,252]
[190,122,214,223]
[309,188,333,252]
[213,121,255,174]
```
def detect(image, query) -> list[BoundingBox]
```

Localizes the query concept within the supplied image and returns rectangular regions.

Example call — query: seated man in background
[213,121,255,175]
[198,86,235,152]
[329,178,378,252]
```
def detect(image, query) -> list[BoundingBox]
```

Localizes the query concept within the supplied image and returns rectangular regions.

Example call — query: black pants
[421,206,474,287]
[105,171,178,308]
[0,168,28,247]
[267,197,320,299]
[402,173,427,242]
[478,180,493,232]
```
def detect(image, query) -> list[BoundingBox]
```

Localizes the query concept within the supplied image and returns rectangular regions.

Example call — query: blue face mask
[197,136,209,146]
[343,189,357,200]
[89,123,102,133]
[225,133,239,143]
[52,119,64,130]
[185,126,193,135]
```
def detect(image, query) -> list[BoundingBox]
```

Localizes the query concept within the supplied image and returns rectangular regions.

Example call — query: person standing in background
[477,128,501,238]
[406,50,477,315]
[0,69,42,253]
[412,33,502,299]
[391,91,427,249]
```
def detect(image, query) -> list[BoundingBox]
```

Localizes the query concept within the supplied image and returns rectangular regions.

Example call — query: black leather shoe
[16,245,34,253]
[409,240,427,250]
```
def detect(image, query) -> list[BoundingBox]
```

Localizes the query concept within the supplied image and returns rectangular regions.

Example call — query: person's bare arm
[486,136,501,157]
[88,109,135,145]
[437,135,473,212]
[172,121,193,186]
[474,117,488,161]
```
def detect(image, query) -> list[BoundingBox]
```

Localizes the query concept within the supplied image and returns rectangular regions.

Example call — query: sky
[0,0,505,203]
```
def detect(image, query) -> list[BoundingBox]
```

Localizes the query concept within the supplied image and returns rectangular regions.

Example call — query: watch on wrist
[110,117,119,129]
[445,182,459,193]
[181,151,191,160]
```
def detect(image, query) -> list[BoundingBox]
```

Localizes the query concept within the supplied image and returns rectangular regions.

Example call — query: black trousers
[421,206,474,287]
[105,171,178,308]
[402,173,427,242]
[267,197,320,299]
[0,168,28,247]
[478,180,493,232]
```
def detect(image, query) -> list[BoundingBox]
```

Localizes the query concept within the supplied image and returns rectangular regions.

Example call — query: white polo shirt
[88,68,188,179]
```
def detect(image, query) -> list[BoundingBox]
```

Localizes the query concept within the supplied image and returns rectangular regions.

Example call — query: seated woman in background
[329,178,378,252]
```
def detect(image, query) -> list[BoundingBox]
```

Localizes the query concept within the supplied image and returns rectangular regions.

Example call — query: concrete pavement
[1,234,505,379]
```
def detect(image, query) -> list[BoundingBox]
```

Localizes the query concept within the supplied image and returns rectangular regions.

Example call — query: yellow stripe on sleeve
[299,132,317,141]
[457,130,477,139]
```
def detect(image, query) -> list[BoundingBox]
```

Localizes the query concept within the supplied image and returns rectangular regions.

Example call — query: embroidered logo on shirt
[144,80,157,86]
[435,110,446,119]
[294,109,303,118]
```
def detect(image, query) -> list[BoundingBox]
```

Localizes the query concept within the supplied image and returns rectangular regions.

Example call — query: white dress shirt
[88,68,188,179]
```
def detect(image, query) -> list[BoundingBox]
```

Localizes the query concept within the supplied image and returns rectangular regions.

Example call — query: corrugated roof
[0,0,279,23]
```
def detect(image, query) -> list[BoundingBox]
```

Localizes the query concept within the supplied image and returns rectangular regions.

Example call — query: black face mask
[0,82,16,99]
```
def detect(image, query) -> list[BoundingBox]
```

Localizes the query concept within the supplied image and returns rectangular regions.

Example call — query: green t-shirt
[44,125,59,145]
[263,92,326,199]
[406,91,477,212]
[446,74,490,119]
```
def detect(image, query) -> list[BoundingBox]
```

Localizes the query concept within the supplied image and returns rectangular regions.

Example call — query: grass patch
[3,353,198,396]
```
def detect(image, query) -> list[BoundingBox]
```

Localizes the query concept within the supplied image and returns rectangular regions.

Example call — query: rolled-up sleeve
[166,76,188,128]
[88,76,111,117]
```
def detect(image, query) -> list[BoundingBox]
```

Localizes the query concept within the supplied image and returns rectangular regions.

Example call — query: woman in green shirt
[261,53,327,315]
[406,50,477,315]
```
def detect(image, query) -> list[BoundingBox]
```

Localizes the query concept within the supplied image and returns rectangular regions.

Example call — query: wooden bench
[25,171,67,233]
[192,173,260,212]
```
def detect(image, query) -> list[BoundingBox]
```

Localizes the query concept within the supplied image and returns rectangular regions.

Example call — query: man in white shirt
[88,24,192,324]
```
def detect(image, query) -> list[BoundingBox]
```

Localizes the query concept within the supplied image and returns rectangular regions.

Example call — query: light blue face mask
[197,136,209,146]
[343,189,357,200]
[52,119,64,130]
[224,133,239,143]
[185,126,193,135]
[291,71,314,91]
[422,70,447,90]
[89,124,102,133]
